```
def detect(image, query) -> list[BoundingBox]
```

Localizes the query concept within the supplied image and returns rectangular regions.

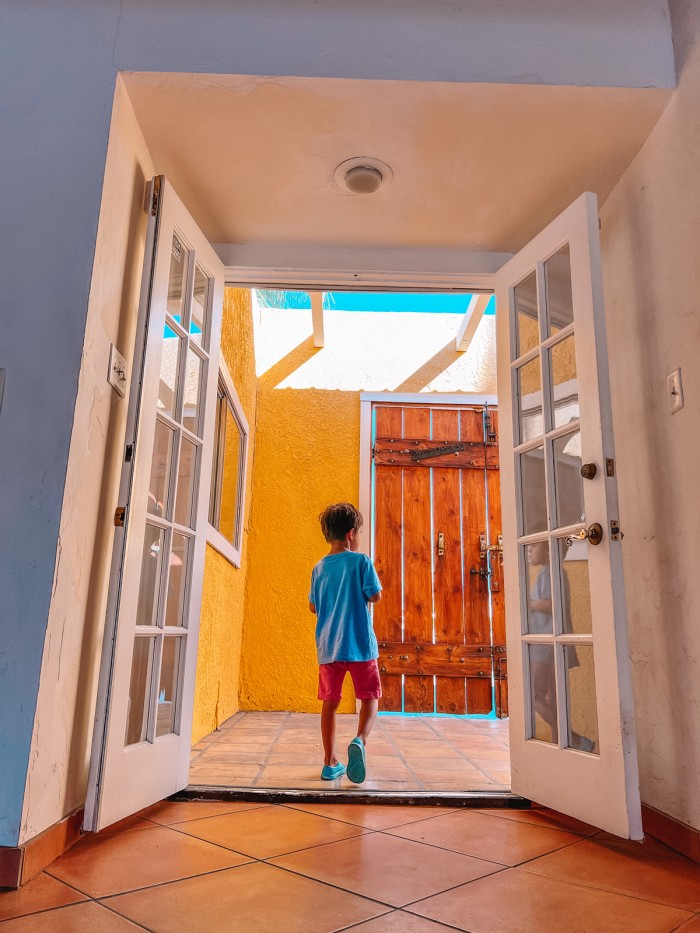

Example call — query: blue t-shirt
[308,551,382,664]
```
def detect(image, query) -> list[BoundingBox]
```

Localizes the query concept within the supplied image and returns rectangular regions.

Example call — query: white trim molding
[216,243,511,293]
[206,356,250,569]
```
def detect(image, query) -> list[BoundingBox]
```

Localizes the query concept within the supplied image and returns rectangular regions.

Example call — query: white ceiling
[124,72,669,254]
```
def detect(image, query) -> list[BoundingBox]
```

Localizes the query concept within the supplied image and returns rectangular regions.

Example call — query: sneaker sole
[347,742,366,784]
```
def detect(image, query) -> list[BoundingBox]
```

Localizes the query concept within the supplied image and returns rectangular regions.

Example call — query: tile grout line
[278,801,469,832]
[515,857,700,916]
[378,718,427,790]
[335,906,471,933]
[44,860,261,906]
[423,717,508,787]
[251,710,292,786]
[0,897,152,931]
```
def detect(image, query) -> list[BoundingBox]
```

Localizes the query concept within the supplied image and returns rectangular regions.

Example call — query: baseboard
[642,803,700,864]
[0,809,84,890]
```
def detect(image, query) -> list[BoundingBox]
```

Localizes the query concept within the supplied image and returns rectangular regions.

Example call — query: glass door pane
[124,229,213,748]
[512,247,597,756]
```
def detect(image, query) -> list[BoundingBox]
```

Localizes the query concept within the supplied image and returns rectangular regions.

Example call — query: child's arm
[367,592,382,604]
[309,602,317,614]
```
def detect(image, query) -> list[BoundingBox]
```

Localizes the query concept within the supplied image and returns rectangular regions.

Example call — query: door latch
[565,522,603,547]
[437,532,445,557]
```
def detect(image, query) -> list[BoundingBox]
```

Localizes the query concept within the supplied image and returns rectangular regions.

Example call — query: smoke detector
[334,157,393,195]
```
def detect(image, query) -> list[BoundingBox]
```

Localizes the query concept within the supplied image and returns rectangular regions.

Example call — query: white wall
[599,0,700,830]
[18,79,155,844]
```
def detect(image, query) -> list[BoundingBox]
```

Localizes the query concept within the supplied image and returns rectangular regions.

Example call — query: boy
[308,503,383,783]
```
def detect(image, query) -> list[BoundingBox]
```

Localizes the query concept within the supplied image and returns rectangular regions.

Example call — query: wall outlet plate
[667,369,684,414]
[108,344,128,398]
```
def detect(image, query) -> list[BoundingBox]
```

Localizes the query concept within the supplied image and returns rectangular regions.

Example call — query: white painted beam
[216,242,511,292]
[456,294,490,352]
[310,291,325,348]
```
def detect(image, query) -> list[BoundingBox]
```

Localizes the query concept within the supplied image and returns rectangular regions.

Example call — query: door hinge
[145,175,162,216]
[606,458,615,477]
[114,506,127,527]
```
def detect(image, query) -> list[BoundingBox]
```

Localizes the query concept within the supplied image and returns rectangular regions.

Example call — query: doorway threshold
[177,784,530,809]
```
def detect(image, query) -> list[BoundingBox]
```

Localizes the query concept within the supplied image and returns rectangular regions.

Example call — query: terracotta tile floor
[189,712,511,792]
[3,801,700,932]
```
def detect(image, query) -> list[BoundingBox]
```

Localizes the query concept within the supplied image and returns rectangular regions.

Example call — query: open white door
[85,177,224,831]
[495,192,641,839]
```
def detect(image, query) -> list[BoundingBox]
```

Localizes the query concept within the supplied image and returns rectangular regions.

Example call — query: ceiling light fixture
[334,157,393,195]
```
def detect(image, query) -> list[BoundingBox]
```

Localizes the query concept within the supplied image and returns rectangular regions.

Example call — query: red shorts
[318,660,382,702]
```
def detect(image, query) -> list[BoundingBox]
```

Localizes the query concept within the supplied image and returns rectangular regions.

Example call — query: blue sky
[255,290,495,315]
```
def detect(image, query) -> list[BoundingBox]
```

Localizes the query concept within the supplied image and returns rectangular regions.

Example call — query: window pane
[174,437,198,528]
[190,264,210,348]
[558,537,593,634]
[158,324,181,419]
[550,335,579,429]
[524,540,552,634]
[565,645,599,754]
[148,420,174,518]
[165,533,190,627]
[156,637,182,737]
[125,636,156,746]
[167,234,187,323]
[520,445,547,535]
[219,406,243,545]
[545,245,574,336]
[135,524,164,627]
[516,357,543,443]
[553,430,584,528]
[514,271,539,358]
[528,643,557,744]
[182,349,204,436]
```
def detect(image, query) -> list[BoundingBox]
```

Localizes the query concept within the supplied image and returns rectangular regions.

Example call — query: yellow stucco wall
[238,302,498,714]
[191,288,257,743]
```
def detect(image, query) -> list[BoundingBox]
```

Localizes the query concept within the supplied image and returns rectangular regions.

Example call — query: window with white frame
[207,363,249,566]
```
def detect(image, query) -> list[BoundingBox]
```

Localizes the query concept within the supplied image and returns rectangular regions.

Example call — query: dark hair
[319,502,363,542]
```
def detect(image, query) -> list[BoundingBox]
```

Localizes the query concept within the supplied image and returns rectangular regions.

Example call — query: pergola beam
[310,291,325,348]
[455,294,490,352]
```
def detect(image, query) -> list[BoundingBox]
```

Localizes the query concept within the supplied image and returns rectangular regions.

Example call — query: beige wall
[19,78,156,844]
[600,0,700,830]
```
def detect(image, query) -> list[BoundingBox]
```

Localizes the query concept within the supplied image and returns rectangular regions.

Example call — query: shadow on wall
[256,306,497,395]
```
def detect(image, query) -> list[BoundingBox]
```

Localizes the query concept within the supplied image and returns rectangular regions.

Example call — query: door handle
[565,522,603,547]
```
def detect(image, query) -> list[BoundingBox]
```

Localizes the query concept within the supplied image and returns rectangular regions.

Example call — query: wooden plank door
[372,402,507,716]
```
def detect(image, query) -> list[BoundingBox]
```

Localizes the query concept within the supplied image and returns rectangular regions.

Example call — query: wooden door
[372,403,507,716]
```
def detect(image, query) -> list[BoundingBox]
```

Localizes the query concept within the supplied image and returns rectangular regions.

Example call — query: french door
[496,192,642,838]
[85,177,224,831]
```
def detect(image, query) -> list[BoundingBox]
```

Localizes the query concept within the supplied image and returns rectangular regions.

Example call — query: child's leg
[356,698,378,745]
[321,699,341,766]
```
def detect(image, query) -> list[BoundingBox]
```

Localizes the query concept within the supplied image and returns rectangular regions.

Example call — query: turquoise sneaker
[347,737,366,784]
[321,762,346,780]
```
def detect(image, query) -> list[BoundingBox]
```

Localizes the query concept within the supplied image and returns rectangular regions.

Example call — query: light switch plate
[108,345,128,398]
[667,368,684,414]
